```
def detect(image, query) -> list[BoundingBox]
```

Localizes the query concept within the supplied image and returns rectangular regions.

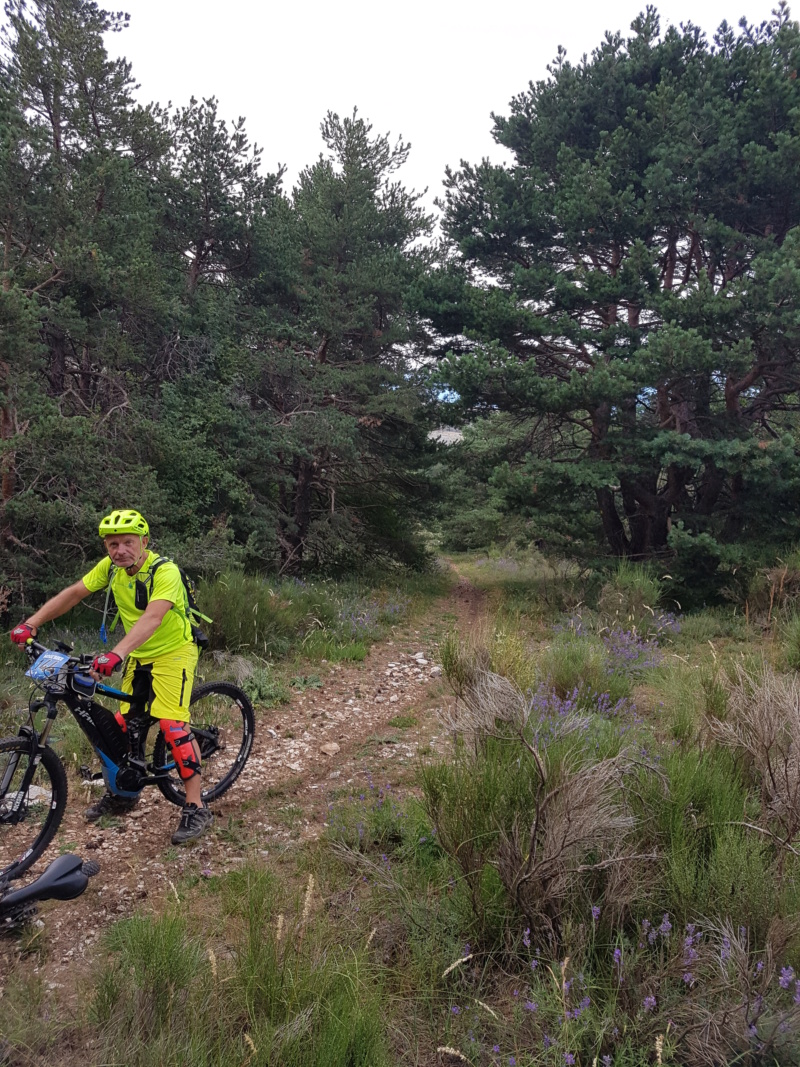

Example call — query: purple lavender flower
[795,980,800,1006]
[602,627,664,675]
[643,994,657,1013]
[682,972,694,985]
[543,1035,553,1049]
[756,961,764,974]
[509,1059,516,1067]
[659,914,672,936]
[720,936,731,962]
[522,927,531,948]
[613,947,622,966]
[591,905,601,921]
[524,1001,537,1012]
[564,1055,576,1066]
[779,966,795,989]
[493,1046,500,1054]
[451,1005,460,1015]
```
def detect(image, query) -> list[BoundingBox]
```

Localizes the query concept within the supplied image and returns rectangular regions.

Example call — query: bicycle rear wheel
[0,736,67,880]
[153,682,255,806]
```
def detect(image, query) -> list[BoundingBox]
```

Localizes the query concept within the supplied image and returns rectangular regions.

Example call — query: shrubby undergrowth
[412,562,800,1064]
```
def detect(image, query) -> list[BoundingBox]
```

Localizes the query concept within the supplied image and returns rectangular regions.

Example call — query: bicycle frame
[17,644,177,800]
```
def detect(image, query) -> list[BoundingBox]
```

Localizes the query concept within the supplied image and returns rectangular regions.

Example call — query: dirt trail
[0,570,481,992]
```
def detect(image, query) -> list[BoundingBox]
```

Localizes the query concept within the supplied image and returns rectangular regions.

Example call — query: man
[10,508,214,845]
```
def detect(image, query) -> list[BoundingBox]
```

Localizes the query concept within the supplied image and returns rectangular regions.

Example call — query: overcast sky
[107,0,779,209]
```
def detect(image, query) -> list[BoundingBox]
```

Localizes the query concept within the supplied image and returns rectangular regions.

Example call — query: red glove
[10,622,36,645]
[92,652,123,676]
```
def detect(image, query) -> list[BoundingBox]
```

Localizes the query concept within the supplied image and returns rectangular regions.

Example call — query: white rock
[320,742,340,756]
[389,695,399,703]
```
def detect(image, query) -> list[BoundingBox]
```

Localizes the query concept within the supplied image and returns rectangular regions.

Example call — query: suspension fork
[0,701,57,817]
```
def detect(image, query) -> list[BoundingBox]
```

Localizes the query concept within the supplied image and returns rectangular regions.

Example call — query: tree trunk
[0,364,14,549]
[280,458,314,575]
[596,486,629,556]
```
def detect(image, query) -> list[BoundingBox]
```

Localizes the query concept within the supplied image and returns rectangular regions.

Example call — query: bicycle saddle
[0,854,97,912]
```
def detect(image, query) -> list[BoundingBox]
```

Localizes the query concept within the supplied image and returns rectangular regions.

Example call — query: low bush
[198,571,422,657]
[597,559,665,631]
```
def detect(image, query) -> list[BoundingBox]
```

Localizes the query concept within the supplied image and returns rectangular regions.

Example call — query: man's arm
[111,599,173,659]
[23,580,92,633]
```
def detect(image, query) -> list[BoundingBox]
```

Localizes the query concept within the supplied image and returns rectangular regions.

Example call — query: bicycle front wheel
[153,682,255,807]
[0,736,67,880]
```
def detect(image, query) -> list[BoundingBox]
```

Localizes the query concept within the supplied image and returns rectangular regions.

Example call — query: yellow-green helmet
[98,509,149,538]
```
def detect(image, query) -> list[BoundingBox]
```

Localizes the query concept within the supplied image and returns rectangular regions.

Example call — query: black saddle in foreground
[0,853,100,929]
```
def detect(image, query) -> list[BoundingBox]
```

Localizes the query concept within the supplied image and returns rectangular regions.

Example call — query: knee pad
[160,719,201,780]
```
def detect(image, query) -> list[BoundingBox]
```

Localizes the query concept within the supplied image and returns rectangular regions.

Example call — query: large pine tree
[430,5,800,559]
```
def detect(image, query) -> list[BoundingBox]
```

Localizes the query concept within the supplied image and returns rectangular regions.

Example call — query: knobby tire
[0,737,68,881]
[152,681,255,807]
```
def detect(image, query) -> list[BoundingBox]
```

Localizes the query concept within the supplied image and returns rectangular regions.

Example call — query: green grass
[387,714,417,729]
[86,866,391,1067]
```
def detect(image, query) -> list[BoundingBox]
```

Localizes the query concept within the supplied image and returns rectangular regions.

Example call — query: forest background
[4,0,800,611]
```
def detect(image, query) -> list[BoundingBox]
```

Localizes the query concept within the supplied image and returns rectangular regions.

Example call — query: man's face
[104,534,148,570]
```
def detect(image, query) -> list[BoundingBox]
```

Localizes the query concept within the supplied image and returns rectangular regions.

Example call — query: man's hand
[91,652,123,676]
[10,622,36,645]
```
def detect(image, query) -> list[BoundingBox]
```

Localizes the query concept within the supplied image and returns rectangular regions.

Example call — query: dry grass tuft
[710,662,800,853]
[431,667,651,950]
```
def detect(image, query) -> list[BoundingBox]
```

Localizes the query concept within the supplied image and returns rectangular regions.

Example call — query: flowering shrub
[438,918,800,1065]
[335,590,411,640]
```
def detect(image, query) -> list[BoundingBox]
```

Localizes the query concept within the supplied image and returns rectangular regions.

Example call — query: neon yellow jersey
[82,551,193,660]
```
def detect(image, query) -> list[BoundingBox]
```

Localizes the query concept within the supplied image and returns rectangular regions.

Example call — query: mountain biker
[8,509,214,845]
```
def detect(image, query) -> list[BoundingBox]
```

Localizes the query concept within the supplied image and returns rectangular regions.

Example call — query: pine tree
[246,111,435,573]
[431,5,800,560]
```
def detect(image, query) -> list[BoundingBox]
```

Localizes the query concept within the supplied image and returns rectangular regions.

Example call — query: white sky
[109,0,778,210]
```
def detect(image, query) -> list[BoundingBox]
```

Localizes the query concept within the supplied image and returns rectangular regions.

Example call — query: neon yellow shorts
[120,643,199,722]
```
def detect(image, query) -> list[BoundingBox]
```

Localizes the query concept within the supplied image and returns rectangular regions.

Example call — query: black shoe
[171,804,214,845]
[84,790,140,822]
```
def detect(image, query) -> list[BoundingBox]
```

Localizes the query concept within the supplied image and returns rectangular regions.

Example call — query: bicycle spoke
[0,740,65,878]
[152,682,254,806]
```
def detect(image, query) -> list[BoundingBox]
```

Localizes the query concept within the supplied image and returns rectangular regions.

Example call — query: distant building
[429,426,463,445]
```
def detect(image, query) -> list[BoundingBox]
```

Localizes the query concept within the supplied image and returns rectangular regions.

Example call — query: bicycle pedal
[79,766,103,782]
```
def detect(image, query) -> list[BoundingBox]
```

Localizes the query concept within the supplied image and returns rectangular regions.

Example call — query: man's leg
[84,660,144,821]
[149,644,213,844]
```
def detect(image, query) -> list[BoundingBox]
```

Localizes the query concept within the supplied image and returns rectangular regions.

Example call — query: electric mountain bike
[0,640,256,880]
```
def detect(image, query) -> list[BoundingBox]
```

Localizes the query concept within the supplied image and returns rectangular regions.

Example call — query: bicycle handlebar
[23,639,132,702]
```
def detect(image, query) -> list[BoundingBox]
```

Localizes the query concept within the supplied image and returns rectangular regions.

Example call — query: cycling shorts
[120,643,199,722]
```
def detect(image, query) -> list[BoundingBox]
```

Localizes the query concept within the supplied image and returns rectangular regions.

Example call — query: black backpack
[100,557,211,650]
